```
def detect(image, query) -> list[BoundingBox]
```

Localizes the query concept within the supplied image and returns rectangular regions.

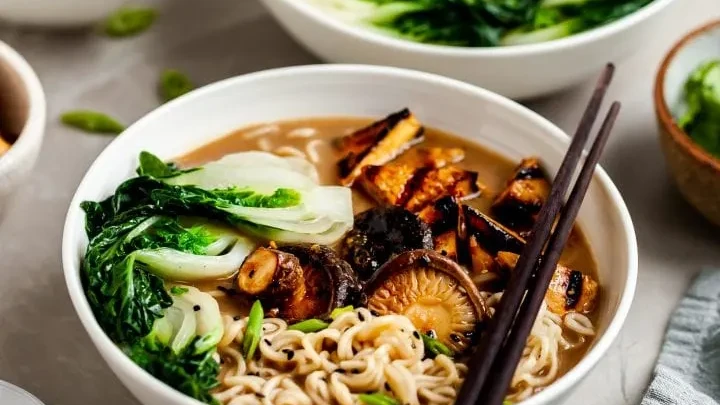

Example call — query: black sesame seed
[450,333,461,343]
[287,351,295,360]
[412,331,420,339]
[358,312,365,322]
[233,315,242,321]
[263,339,271,345]
[282,349,291,354]
[426,330,437,339]
[256,393,265,398]
[411,343,417,349]
[193,305,201,312]
[336,369,347,374]
[351,368,360,374]
[440,250,448,256]
[370,310,380,317]
[384,382,390,391]
[401,329,406,333]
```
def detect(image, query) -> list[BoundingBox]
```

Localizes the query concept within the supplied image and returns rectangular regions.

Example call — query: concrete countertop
[0,1,718,404]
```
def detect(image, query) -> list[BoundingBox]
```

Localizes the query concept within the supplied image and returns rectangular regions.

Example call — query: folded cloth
[642,269,720,405]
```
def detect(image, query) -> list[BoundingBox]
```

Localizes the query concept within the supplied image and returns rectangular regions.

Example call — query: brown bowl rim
[654,18,720,173]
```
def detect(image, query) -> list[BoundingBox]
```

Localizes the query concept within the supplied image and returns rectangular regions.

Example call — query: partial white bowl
[0,41,46,215]
[261,0,675,99]
[62,65,637,405]
[0,0,125,27]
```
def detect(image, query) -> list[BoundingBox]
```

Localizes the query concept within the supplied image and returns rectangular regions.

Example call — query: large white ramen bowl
[62,65,637,405]
[261,0,676,99]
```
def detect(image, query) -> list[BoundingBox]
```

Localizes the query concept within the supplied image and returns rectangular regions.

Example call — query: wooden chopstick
[479,101,622,404]
[454,63,617,405]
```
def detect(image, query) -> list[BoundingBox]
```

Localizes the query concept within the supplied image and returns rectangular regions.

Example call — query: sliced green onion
[287,319,329,333]
[358,393,399,405]
[421,333,453,359]
[330,305,354,319]
[242,300,263,361]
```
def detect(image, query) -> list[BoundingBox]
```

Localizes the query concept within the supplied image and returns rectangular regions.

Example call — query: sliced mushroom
[340,206,433,280]
[365,249,487,353]
[236,247,302,296]
[279,244,365,322]
[495,252,599,315]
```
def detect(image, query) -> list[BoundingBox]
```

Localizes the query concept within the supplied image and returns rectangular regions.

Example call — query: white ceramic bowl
[62,65,637,405]
[261,0,675,99]
[0,41,46,215]
[0,0,126,27]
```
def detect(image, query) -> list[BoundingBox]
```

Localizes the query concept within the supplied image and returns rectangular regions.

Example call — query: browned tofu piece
[433,230,459,261]
[463,205,525,255]
[492,157,551,230]
[412,147,465,168]
[468,235,495,274]
[359,163,417,206]
[495,252,599,315]
[404,166,482,212]
[336,109,424,186]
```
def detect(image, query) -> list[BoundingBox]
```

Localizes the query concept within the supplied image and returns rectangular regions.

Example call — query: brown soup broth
[177,117,599,378]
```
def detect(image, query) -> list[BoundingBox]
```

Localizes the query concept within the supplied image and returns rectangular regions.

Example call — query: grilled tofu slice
[360,163,483,211]
[418,197,462,260]
[336,109,424,186]
[495,252,599,315]
[434,230,459,262]
[468,235,495,274]
[492,157,551,231]
[463,205,525,255]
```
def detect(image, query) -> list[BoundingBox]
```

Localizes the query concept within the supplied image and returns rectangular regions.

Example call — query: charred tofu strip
[336,109,424,186]
[468,235,495,274]
[434,230,459,261]
[417,197,464,261]
[403,166,482,212]
[359,163,417,206]
[495,252,599,315]
[463,205,525,255]
[492,157,551,230]
[236,247,303,297]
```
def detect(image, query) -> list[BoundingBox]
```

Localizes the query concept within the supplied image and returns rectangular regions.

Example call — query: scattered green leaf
[61,110,125,135]
[104,7,157,38]
[679,59,720,158]
[288,319,330,333]
[160,69,194,102]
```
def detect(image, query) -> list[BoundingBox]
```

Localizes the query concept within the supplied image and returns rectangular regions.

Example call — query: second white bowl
[262,0,675,99]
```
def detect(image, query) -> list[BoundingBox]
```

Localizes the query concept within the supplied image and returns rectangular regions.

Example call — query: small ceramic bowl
[655,19,720,226]
[0,41,46,214]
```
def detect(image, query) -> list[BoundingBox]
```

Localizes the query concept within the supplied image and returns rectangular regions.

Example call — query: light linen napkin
[642,269,720,405]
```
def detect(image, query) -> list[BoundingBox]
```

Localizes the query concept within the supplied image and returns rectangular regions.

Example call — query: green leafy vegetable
[170,286,189,295]
[288,319,330,333]
[243,300,264,361]
[160,69,194,102]
[330,305,354,319]
[61,110,125,134]
[321,0,654,47]
[679,60,720,158]
[421,333,453,359]
[104,7,157,37]
[125,336,219,403]
[358,393,400,405]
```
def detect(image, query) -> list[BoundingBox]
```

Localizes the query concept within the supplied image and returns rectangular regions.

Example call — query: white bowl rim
[0,40,46,175]
[62,64,638,405]
[267,0,674,57]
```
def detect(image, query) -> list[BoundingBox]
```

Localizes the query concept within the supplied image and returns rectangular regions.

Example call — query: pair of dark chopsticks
[456,63,620,405]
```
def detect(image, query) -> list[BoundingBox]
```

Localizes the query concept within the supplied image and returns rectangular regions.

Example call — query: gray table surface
[0,1,719,404]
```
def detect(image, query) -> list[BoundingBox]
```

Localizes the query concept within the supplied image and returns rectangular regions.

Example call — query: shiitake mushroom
[236,244,365,323]
[365,249,487,354]
[340,206,433,280]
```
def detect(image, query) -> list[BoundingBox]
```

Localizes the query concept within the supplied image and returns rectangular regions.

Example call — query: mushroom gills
[495,252,598,315]
[336,108,424,186]
[365,249,487,354]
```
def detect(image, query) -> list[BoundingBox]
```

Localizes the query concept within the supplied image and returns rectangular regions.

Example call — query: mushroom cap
[365,249,487,353]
